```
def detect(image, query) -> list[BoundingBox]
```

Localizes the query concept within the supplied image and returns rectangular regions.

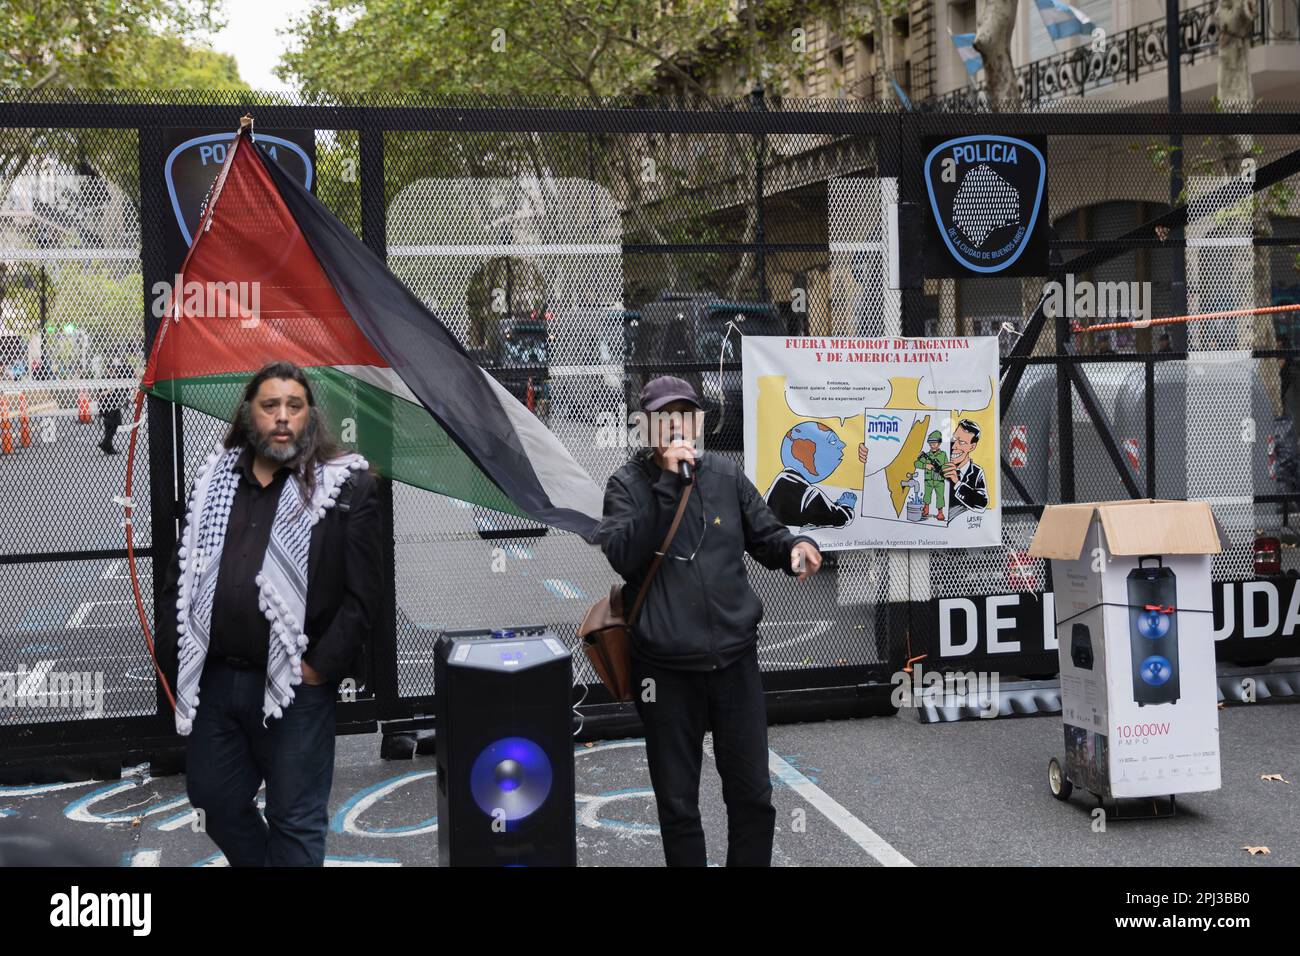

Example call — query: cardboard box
[1028,500,1225,799]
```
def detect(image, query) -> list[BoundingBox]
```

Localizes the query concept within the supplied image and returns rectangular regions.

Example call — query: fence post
[139,125,182,724]
[359,120,401,720]
[751,85,767,301]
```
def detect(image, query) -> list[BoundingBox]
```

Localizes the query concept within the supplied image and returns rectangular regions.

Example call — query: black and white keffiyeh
[171,440,369,735]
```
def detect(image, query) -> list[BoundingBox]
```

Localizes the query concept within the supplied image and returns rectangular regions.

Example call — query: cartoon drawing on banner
[742,336,1000,550]
[763,422,867,529]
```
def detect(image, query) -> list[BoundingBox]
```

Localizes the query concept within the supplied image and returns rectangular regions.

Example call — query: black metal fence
[2,90,1299,779]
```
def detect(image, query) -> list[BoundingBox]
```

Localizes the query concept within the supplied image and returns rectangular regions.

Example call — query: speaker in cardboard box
[1127,556,1180,706]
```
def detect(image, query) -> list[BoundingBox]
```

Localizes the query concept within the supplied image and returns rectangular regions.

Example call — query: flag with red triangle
[142,123,603,541]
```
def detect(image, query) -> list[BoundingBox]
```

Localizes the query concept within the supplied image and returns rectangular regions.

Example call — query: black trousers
[630,645,776,866]
[100,407,121,448]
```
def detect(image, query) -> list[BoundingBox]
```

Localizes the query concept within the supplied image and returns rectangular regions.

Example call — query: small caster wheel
[1048,757,1073,801]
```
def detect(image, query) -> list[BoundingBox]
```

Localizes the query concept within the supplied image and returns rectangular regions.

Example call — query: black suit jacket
[949,459,988,512]
[154,466,385,692]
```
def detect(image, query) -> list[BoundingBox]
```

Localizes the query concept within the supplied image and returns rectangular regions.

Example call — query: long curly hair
[223,361,346,506]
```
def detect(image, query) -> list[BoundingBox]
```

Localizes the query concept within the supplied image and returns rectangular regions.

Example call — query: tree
[1216,0,1256,110]
[0,1,246,355]
[280,0,847,300]
[0,1,228,90]
[973,0,1019,111]
[1210,0,1284,390]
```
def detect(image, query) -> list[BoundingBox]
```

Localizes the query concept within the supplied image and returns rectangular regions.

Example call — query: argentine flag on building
[1034,0,1094,41]
[949,31,983,77]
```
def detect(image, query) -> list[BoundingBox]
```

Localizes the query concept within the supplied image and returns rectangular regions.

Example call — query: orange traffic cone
[77,390,91,423]
[17,391,30,447]
[0,395,12,455]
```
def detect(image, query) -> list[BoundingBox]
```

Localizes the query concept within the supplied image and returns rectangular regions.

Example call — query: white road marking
[66,600,133,629]
[338,770,438,837]
[0,777,100,797]
[757,620,833,654]
[768,751,914,867]
[129,849,161,867]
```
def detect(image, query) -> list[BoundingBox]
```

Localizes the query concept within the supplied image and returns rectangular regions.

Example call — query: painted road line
[575,788,658,832]
[129,849,161,867]
[543,579,586,601]
[767,750,914,867]
[757,620,833,653]
[331,770,438,837]
[63,780,189,824]
[193,852,402,867]
[67,600,134,629]
[19,603,68,631]
[0,778,100,798]
[102,560,131,580]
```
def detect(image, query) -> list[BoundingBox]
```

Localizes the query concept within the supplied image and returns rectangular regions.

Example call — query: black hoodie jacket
[595,448,816,671]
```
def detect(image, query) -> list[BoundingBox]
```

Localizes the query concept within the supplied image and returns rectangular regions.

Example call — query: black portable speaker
[434,626,576,866]
[1127,557,1180,706]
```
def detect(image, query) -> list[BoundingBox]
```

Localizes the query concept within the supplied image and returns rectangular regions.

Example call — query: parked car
[470,312,550,416]
[624,291,786,450]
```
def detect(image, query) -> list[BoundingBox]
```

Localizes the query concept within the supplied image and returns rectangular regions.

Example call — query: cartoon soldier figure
[915,429,948,520]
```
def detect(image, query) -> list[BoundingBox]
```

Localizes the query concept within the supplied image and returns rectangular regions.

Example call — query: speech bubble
[784,377,891,424]
[917,371,993,411]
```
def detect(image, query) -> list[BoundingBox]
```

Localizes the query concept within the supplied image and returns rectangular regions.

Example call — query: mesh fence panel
[3,94,1300,739]
[0,127,157,724]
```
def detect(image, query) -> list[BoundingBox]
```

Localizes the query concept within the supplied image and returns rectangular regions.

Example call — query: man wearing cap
[914,430,948,521]
[595,375,824,867]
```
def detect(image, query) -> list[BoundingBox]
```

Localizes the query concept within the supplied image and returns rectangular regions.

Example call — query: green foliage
[0,0,229,90]
[47,262,145,354]
[280,0,854,102]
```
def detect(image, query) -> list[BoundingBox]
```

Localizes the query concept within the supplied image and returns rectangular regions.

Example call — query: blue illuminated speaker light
[1136,609,1171,640]
[1139,655,1173,686]
[470,736,553,824]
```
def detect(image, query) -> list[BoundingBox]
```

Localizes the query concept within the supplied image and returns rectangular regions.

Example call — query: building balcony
[924,0,1300,111]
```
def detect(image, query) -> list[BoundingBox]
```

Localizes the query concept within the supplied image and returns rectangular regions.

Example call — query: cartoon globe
[780,421,846,483]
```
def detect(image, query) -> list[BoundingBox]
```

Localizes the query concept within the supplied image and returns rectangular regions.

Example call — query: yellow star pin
[713,516,722,525]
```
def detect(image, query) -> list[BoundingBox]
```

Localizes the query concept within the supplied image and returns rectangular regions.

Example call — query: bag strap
[627,482,693,626]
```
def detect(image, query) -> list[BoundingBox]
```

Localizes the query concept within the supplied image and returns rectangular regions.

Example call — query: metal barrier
[2,90,1299,779]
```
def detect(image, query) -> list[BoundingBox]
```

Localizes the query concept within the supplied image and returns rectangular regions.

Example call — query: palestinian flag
[142,122,603,541]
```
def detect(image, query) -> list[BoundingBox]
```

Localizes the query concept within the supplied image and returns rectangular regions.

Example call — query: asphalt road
[1,697,1296,867]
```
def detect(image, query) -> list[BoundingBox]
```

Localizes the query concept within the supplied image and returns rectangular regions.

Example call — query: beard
[240,402,314,466]
[257,430,301,463]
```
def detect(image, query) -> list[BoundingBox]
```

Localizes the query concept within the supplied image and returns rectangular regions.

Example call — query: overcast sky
[208,0,317,93]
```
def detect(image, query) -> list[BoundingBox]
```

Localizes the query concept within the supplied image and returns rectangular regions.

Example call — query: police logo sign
[161,127,316,275]
[923,134,1048,277]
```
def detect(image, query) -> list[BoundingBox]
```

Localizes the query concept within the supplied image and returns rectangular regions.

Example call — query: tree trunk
[1214,1,1272,369]
[873,0,895,105]
[974,0,1019,111]
[1216,0,1257,111]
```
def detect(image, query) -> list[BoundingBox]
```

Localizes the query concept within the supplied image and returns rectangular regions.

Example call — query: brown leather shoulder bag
[579,483,693,701]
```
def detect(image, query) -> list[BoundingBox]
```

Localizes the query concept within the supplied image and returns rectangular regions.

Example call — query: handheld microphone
[670,429,694,484]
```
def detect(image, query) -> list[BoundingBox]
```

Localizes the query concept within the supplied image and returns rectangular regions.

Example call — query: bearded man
[154,361,383,866]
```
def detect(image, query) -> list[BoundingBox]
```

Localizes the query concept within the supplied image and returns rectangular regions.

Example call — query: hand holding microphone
[663,430,696,484]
